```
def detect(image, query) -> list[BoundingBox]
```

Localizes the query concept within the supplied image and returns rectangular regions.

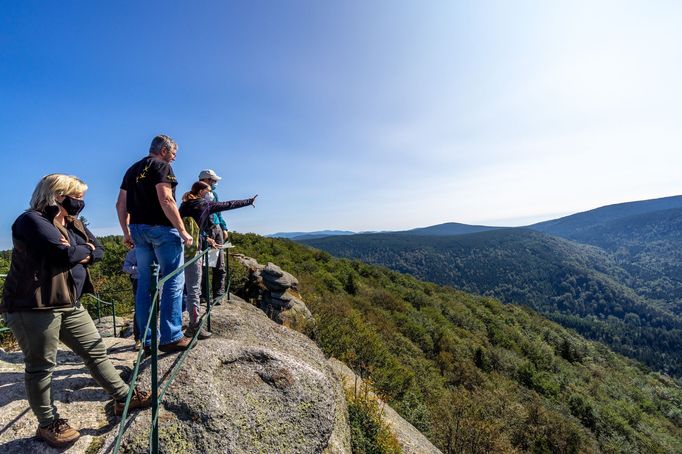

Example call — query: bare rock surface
[100,296,347,453]
[329,358,442,454]
[92,315,133,339]
[0,336,137,454]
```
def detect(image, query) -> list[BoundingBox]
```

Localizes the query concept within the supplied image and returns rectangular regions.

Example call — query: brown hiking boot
[158,336,194,353]
[36,418,80,447]
[114,386,152,416]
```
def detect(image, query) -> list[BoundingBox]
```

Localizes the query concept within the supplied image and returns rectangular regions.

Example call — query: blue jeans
[130,224,185,346]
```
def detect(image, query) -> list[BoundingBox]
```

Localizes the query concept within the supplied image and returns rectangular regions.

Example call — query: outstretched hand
[251,194,258,207]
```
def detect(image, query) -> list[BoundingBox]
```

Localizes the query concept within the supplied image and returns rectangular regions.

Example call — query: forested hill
[302,228,682,377]
[529,195,682,237]
[532,207,682,313]
[230,233,682,453]
[401,222,499,236]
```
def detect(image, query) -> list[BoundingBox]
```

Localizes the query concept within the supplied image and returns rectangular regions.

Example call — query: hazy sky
[1,1,681,249]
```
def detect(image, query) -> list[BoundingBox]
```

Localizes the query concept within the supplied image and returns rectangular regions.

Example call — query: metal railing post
[111,295,117,337]
[205,253,211,332]
[224,242,235,302]
[150,263,160,454]
[225,247,230,302]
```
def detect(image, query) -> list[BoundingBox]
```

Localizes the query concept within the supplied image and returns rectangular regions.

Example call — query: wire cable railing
[112,244,230,454]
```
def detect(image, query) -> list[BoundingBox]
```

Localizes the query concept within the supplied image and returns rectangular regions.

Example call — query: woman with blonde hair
[1,174,151,448]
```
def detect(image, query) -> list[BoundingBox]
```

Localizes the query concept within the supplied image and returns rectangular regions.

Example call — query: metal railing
[83,293,118,337]
[0,274,8,335]
[112,244,231,454]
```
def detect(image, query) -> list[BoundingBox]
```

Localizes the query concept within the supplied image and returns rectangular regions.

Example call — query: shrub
[346,379,402,454]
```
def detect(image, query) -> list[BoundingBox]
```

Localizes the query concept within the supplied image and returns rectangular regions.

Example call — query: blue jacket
[207,190,229,230]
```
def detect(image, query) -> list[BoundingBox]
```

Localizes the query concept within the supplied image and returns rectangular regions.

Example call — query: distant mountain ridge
[529,195,682,237]
[276,195,682,242]
[270,222,500,241]
[402,221,500,236]
[268,230,356,240]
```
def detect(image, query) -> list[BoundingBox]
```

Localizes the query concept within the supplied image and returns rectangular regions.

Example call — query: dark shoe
[114,386,152,416]
[36,418,80,447]
[185,323,212,340]
[158,336,194,353]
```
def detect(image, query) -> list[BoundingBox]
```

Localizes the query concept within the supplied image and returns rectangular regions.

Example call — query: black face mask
[59,196,85,216]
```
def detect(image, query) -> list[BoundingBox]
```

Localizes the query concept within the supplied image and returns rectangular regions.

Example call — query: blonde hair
[30,174,88,212]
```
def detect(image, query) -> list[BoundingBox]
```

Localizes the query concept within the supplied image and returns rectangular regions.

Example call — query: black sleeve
[154,161,178,187]
[208,198,255,214]
[178,202,190,218]
[83,225,104,263]
[15,213,92,266]
[120,169,129,191]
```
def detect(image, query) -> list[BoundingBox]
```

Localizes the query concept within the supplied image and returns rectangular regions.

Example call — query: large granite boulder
[232,255,315,334]
[261,262,299,292]
[100,297,349,453]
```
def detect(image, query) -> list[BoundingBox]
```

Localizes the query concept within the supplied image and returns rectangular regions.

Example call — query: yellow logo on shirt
[136,164,150,183]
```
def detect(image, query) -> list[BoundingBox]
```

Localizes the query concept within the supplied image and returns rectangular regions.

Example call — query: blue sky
[1,1,681,249]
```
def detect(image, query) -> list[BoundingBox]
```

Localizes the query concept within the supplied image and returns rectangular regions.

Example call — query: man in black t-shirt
[116,135,194,353]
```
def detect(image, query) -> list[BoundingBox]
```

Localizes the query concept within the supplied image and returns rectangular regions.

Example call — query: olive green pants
[4,304,129,426]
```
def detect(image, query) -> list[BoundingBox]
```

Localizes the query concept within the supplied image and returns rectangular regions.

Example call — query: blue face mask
[211,182,218,189]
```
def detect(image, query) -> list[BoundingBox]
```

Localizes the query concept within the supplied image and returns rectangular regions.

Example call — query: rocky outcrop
[99,296,349,453]
[232,254,314,333]
[329,359,442,454]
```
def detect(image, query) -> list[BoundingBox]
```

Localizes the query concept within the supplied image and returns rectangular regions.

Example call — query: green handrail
[112,246,213,454]
[0,275,9,334]
[82,293,118,337]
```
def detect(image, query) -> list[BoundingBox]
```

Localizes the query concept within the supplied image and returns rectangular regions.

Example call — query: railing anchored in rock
[0,274,8,336]
[112,243,233,454]
[83,293,119,337]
